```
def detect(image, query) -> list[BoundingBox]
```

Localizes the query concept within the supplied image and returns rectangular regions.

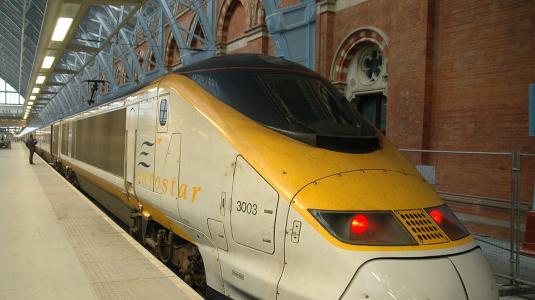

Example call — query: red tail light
[429,209,443,224]
[425,205,469,241]
[309,210,417,245]
[350,214,369,234]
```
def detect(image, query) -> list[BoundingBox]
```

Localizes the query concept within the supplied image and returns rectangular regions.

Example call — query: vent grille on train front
[394,209,450,245]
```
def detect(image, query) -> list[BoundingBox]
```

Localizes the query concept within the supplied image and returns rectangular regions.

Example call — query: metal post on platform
[510,151,521,285]
[515,151,522,284]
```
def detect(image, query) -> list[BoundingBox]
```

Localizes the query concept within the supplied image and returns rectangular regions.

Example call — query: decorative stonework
[330,27,389,83]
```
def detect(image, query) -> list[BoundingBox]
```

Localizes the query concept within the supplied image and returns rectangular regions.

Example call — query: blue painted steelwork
[34,0,317,127]
[262,0,316,69]
[530,83,535,137]
[34,0,222,126]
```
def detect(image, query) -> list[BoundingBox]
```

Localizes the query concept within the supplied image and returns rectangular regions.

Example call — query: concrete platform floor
[0,143,202,300]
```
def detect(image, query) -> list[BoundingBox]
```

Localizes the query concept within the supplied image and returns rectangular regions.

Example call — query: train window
[185,68,379,153]
[186,71,290,130]
[159,99,168,126]
[257,74,375,137]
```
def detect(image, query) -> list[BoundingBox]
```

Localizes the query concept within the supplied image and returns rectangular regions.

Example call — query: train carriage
[32,54,497,300]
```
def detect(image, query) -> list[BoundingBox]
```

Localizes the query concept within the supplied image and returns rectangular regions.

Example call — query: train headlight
[309,210,417,246]
[425,205,469,241]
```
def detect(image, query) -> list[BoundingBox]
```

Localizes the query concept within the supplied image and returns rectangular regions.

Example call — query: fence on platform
[399,149,535,288]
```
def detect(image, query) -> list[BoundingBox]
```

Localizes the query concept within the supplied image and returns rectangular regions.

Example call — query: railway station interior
[0,0,534,299]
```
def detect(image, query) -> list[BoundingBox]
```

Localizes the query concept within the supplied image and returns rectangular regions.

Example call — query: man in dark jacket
[26,135,37,164]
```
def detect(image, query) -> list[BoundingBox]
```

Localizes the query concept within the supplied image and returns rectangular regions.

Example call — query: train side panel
[54,107,133,225]
[161,81,289,299]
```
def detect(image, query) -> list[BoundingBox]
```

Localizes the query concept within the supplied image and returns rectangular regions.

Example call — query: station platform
[0,143,202,300]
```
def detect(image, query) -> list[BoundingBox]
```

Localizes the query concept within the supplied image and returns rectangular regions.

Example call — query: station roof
[0,0,47,102]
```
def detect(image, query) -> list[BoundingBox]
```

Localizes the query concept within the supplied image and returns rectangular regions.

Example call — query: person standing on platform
[26,135,37,165]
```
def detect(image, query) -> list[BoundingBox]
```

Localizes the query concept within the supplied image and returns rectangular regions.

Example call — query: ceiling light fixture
[36,76,46,84]
[42,56,55,69]
[32,87,40,93]
[51,17,74,41]
[30,96,36,100]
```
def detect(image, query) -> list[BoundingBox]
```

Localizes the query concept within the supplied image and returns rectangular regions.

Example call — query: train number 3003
[236,201,257,215]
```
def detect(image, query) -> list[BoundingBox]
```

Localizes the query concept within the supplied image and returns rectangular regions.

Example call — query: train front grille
[394,209,450,245]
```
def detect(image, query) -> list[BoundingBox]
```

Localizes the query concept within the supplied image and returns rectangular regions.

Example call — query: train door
[159,133,181,218]
[154,92,180,219]
[134,96,159,208]
[219,155,283,299]
[126,104,139,193]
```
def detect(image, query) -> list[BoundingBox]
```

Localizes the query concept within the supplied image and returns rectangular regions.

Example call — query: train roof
[175,54,314,74]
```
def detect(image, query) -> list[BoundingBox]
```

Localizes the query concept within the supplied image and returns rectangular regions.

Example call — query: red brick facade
[318,0,535,204]
[115,0,535,205]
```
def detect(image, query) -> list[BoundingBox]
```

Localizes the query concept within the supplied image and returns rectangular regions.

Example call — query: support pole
[510,151,521,286]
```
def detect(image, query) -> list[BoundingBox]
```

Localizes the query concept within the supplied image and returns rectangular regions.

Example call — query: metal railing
[400,148,535,288]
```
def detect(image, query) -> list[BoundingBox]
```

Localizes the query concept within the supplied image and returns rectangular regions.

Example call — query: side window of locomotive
[158,98,169,132]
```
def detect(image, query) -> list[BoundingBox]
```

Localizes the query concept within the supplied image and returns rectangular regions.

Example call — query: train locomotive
[31,54,498,299]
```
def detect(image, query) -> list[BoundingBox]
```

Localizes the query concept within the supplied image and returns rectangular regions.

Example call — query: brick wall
[425,0,535,202]
[319,0,432,150]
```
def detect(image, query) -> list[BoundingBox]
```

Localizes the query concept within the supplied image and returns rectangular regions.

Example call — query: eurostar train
[31,54,498,299]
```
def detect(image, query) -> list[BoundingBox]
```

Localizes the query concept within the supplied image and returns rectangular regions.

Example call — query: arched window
[346,42,387,133]
[331,28,389,134]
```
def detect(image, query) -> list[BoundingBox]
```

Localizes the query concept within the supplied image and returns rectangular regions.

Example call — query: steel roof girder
[156,0,192,65]
[74,75,90,103]
[180,0,215,45]
[101,7,141,83]
[65,43,100,54]
[97,52,117,91]
[261,0,316,69]
[136,11,164,70]
[63,85,77,112]
[94,12,135,84]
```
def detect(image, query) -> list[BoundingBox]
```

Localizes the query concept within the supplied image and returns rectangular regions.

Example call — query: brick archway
[217,0,248,44]
[330,27,390,82]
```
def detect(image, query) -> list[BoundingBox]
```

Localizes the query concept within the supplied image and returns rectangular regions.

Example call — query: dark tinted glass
[185,69,376,138]
[159,99,168,126]
[257,74,375,136]
[187,70,290,130]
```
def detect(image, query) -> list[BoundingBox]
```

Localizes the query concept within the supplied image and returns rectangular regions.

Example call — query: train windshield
[256,73,374,137]
[185,69,379,153]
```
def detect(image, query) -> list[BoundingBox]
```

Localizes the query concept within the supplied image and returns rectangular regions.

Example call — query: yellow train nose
[294,169,443,211]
